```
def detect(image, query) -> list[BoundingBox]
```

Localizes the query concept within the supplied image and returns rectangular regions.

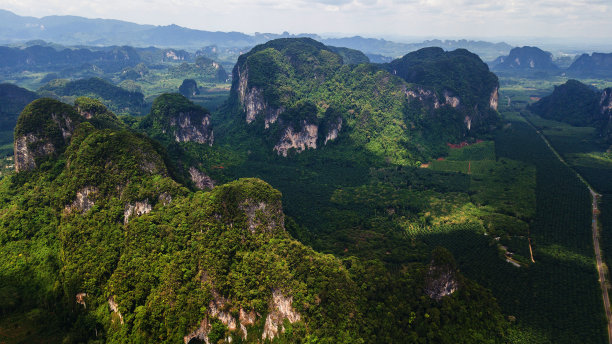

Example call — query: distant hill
[322,37,513,61]
[567,52,612,78]
[0,83,38,155]
[0,9,511,61]
[38,77,145,115]
[0,44,141,73]
[385,47,499,134]
[221,38,499,164]
[529,79,612,141]
[491,46,559,76]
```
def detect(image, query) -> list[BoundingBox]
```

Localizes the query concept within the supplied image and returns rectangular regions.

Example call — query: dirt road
[522,114,612,343]
[590,189,612,344]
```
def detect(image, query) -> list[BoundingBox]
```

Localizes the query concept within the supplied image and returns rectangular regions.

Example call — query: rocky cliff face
[65,186,98,213]
[489,87,499,110]
[239,198,285,234]
[274,122,318,156]
[601,88,612,115]
[262,290,301,340]
[492,46,559,72]
[144,93,214,146]
[14,134,54,172]
[236,65,285,127]
[170,111,214,145]
[183,288,300,343]
[123,200,152,224]
[14,98,81,172]
[424,247,460,301]
[424,264,459,300]
[324,117,342,144]
[406,87,461,110]
[189,167,215,190]
[567,52,612,78]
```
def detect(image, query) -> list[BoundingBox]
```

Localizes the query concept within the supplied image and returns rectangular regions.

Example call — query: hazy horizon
[1,0,611,49]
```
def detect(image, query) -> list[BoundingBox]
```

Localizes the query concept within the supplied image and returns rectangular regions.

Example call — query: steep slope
[0,97,510,343]
[529,80,602,124]
[141,93,214,146]
[491,46,559,76]
[567,52,612,78]
[226,38,499,164]
[13,98,82,171]
[385,47,500,134]
[529,79,612,142]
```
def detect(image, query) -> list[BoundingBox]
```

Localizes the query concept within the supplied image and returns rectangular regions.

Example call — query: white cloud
[0,0,611,40]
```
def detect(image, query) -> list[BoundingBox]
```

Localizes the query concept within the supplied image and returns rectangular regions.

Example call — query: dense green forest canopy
[0,96,511,343]
[224,38,499,166]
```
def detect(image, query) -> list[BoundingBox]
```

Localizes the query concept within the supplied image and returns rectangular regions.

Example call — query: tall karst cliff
[228,38,499,164]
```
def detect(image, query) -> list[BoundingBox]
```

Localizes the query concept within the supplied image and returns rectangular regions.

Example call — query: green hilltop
[0,96,510,343]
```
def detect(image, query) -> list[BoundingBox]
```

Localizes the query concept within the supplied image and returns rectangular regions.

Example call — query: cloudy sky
[1,0,611,42]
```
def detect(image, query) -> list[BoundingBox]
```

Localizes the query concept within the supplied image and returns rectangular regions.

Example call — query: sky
[1,0,611,43]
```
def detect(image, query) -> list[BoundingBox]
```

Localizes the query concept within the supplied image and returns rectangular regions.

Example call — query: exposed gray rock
[406,87,441,108]
[239,308,257,339]
[406,87,461,110]
[262,290,301,340]
[464,115,472,131]
[273,122,318,156]
[600,88,612,114]
[239,198,284,234]
[424,261,459,301]
[14,134,54,172]
[189,167,215,190]
[76,292,87,308]
[158,192,172,206]
[183,318,211,344]
[124,200,152,224]
[489,87,499,111]
[324,117,342,145]
[14,106,78,172]
[208,290,237,332]
[108,296,124,325]
[443,90,460,108]
[169,112,214,145]
[65,186,98,213]
[237,65,285,127]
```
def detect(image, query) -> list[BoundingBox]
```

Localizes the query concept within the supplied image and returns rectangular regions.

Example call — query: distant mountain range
[490,46,612,78]
[0,9,511,60]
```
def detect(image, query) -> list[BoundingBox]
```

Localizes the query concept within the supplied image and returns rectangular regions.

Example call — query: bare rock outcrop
[239,308,257,339]
[184,318,211,344]
[273,123,318,156]
[170,112,214,145]
[14,134,54,172]
[237,65,285,127]
[239,198,284,234]
[65,186,98,213]
[14,98,81,172]
[601,89,612,114]
[324,117,342,145]
[443,90,460,108]
[124,200,152,224]
[489,87,499,111]
[189,167,215,190]
[262,290,301,340]
[76,292,87,308]
[424,247,459,301]
[108,296,124,325]
[406,87,461,110]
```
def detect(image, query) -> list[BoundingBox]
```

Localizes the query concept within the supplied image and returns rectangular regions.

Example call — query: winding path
[521,114,612,343]
[590,189,612,344]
